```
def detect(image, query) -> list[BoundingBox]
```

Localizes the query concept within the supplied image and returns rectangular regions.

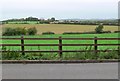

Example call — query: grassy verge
[1,48,119,60]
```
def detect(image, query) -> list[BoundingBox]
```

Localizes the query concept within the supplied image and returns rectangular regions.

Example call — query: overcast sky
[0,0,119,20]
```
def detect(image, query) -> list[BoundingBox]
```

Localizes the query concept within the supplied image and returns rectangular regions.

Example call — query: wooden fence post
[94,37,98,59]
[21,35,25,55]
[59,36,62,58]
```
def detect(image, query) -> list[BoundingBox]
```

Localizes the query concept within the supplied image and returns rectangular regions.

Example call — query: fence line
[0,36,120,58]
[1,38,120,40]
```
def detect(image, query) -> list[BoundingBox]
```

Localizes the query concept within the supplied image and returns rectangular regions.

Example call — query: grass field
[1,33,119,51]
[2,24,118,34]
[6,21,39,24]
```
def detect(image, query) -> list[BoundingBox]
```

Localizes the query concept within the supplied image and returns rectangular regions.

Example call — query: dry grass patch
[2,24,118,34]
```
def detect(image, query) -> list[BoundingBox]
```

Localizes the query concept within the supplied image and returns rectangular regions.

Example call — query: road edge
[1,60,119,64]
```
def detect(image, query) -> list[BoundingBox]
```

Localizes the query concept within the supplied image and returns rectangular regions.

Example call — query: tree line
[2,17,119,26]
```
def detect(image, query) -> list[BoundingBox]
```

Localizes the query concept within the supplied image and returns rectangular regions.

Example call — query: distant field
[2,24,118,34]
[6,21,39,24]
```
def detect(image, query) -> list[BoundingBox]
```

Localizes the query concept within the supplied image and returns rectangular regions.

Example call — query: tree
[2,27,27,36]
[95,23,104,33]
[27,27,37,35]
[50,17,55,22]
[25,17,39,21]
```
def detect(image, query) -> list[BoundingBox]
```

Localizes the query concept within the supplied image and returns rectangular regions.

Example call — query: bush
[42,32,55,35]
[63,32,82,34]
[27,27,37,35]
[15,27,25,35]
[63,31,96,34]
[114,31,120,33]
[2,28,27,36]
[95,23,104,33]
[2,27,17,36]
[2,27,36,36]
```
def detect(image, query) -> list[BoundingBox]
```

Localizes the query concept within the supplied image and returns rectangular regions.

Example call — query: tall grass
[1,46,119,60]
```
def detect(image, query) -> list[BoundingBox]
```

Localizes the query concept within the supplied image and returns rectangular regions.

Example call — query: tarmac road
[2,63,118,79]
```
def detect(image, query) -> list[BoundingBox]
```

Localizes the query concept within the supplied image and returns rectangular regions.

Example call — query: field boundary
[1,36,120,57]
[1,36,120,62]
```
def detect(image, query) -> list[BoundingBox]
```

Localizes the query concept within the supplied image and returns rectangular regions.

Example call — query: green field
[6,21,39,24]
[1,33,119,51]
